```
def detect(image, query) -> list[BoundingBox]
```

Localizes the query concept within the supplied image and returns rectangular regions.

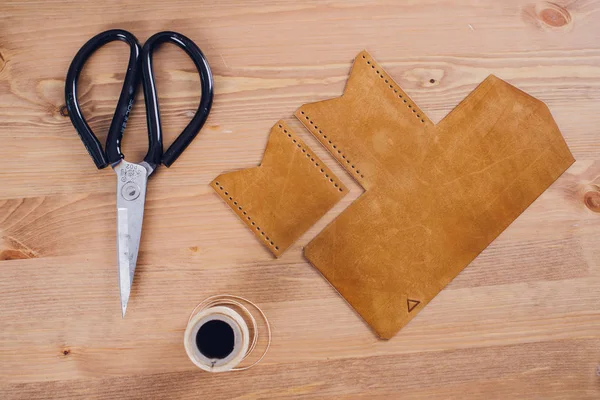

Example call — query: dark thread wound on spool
[196,320,235,359]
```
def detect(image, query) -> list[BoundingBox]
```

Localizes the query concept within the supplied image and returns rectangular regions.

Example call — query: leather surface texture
[212,120,347,257]
[295,51,575,339]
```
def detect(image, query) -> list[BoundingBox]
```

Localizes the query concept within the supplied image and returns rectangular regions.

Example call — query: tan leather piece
[295,51,575,339]
[212,120,347,257]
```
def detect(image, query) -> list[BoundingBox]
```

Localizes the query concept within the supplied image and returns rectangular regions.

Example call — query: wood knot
[189,246,199,253]
[62,349,71,356]
[524,2,573,30]
[0,249,32,260]
[539,2,571,27]
[403,68,444,88]
[59,105,69,117]
[583,189,600,213]
[0,236,38,260]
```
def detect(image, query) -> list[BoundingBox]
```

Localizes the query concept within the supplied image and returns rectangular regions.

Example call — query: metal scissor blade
[114,160,150,318]
[117,207,132,317]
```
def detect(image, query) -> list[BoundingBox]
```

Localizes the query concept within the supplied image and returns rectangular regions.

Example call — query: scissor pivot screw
[121,181,141,201]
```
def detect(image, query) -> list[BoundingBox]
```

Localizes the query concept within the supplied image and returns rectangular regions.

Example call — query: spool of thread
[184,295,271,372]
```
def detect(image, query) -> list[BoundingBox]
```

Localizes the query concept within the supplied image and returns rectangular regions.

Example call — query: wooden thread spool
[184,295,271,372]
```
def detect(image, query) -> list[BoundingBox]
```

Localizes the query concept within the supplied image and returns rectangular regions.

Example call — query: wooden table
[1,1,599,398]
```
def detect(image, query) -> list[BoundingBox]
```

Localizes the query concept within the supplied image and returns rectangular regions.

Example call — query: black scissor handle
[65,29,142,169]
[141,31,214,168]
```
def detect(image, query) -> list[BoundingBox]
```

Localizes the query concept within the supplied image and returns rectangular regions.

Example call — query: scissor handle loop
[65,29,142,169]
[65,30,213,170]
[141,31,214,168]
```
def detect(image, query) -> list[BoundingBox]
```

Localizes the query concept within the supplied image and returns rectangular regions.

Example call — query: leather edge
[303,244,395,340]
[211,120,349,258]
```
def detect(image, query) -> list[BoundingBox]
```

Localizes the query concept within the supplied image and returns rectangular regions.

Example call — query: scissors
[65,30,214,317]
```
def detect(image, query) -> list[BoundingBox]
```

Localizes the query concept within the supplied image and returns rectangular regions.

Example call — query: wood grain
[0,0,599,398]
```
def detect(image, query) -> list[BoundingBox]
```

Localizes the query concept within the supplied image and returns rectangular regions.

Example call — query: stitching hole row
[214,182,279,250]
[364,56,426,124]
[278,124,345,191]
[300,113,365,179]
